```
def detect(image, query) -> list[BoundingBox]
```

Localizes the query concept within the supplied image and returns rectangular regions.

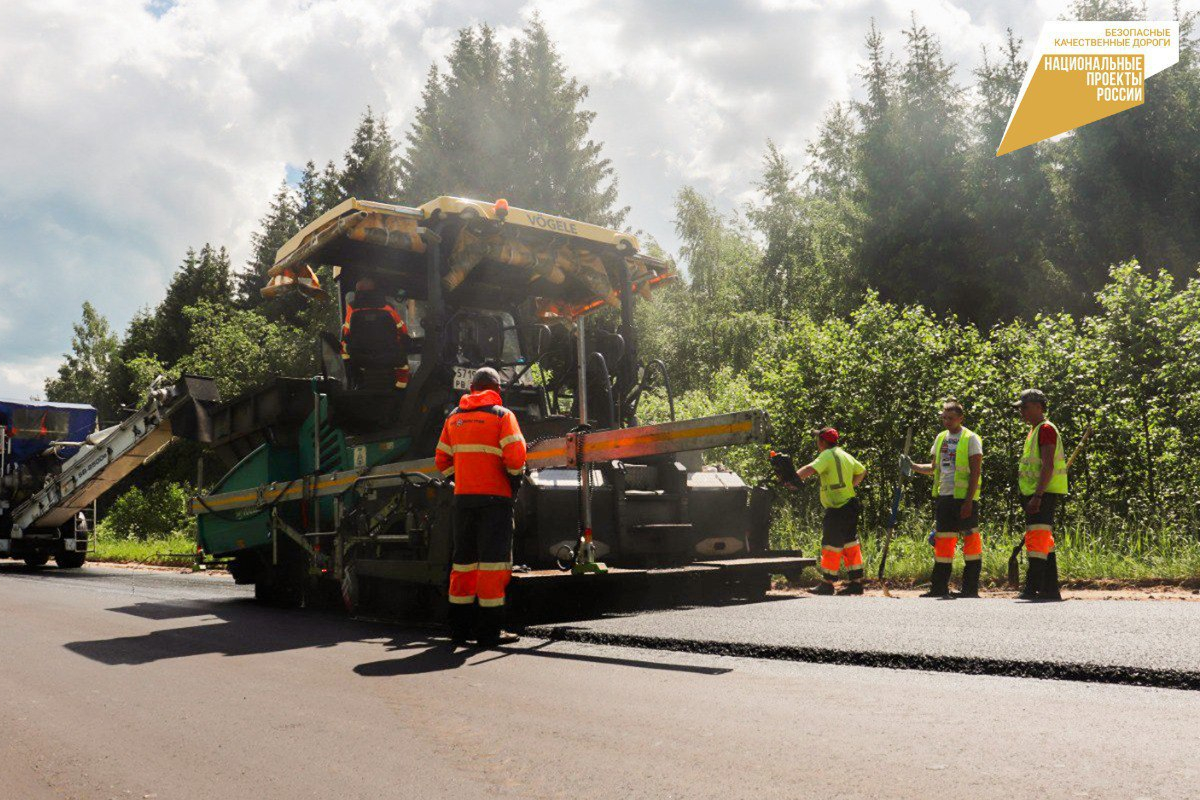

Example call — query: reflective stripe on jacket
[435,389,527,496]
[1018,420,1068,495]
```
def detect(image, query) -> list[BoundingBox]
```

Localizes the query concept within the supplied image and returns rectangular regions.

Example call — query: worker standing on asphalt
[781,428,868,595]
[906,398,984,598]
[1014,389,1067,601]
[435,367,527,646]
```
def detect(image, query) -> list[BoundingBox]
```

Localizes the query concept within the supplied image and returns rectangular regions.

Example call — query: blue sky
[0,0,1099,399]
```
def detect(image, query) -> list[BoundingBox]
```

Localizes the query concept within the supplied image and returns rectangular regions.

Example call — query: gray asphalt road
[537,593,1200,678]
[2,562,1198,800]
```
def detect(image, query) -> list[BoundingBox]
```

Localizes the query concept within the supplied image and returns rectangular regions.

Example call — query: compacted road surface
[1,562,1198,799]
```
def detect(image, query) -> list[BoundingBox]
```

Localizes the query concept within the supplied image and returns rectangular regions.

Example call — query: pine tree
[338,107,402,203]
[501,17,626,225]
[401,19,626,226]
[401,26,506,204]
[238,181,299,309]
[296,160,325,226]
[852,17,979,317]
[318,160,342,210]
[969,31,1066,319]
[805,103,858,199]
[148,245,233,364]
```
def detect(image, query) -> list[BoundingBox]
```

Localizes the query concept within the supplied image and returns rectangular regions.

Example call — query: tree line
[43,4,1200,540]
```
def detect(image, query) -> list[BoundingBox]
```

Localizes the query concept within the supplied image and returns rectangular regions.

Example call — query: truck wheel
[55,552,86,569]
[23,554,49,568]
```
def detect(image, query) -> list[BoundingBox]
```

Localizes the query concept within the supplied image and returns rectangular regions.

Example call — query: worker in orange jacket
[340,277,411,390]
[435,367,527,647]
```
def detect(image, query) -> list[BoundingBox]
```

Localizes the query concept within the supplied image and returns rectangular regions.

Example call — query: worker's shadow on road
[353,638,732,677]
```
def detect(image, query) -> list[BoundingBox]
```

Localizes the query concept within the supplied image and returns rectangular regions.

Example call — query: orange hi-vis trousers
[820,540,864,580]
[820,501,863,581]
[448,499,513,608]
[1025,525,1055,560]
[933,530,983,564]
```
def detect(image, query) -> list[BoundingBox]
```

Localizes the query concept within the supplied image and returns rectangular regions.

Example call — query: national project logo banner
[997,21,1180,155]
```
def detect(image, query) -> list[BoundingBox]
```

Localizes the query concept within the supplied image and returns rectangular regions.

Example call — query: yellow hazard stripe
[592,419,753,454]
[453,444,504,456]
[192,462,442,512]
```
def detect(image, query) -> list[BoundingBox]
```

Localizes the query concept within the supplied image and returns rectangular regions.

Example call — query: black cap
[1012,388,1047,408]
[471,367,503,391]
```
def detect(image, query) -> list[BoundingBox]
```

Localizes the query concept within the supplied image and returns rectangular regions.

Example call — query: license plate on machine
[452,365,532,390]
[452,367,474,391]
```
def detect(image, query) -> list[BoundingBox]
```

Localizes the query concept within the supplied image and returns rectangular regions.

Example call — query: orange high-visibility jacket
[340,296,411,388]
[435,389,527,497]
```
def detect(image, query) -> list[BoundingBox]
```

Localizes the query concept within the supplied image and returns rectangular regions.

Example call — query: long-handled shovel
[878,427,913,598]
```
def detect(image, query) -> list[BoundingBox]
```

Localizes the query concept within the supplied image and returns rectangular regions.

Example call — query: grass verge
[91,532,196,567]
[771,505,1200,585]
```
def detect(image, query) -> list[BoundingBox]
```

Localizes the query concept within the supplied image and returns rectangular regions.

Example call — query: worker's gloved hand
[898,453,913,477]
[508,471,524,497]
[769,451,799,489]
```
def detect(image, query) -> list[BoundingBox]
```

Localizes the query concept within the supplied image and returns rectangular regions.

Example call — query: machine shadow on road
[0,562,111,579]
[64,597,734,677]
[65,598,426,666]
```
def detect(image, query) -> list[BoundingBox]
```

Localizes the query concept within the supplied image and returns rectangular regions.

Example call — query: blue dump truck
[0,377,218,567]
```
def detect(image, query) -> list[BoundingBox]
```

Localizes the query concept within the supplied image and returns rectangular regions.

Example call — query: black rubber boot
[954,560,981,598]
[810,580,836,596]
[447,603,475,647]
[920,562,952,598]
[836,581,864,596]
[475,606,520,648]
[1018,558,1044,601]
[1038,552,1063,601]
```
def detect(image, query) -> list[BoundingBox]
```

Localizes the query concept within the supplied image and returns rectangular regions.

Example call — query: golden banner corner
[997,21,1179,156]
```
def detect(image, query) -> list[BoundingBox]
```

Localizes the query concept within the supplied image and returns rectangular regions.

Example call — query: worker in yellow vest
[907,398,983,598]
[780,427,868,596]
[1014,389,1067,601]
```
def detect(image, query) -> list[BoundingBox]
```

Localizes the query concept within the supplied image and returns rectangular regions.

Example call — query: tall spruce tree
[296,160,325,226]
[238,181,299,309]
[401,19,626,226]
[852,18,981,317]
[969,31,1066,319]
[146,244,233,365]
[338,107,402,203]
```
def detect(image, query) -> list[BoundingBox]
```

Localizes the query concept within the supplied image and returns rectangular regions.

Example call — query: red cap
[816,427,839,445]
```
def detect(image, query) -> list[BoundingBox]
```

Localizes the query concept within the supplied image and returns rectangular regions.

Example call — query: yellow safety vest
[931,426,981,500]
[816,447,861,509]
[1018,420,1068,496]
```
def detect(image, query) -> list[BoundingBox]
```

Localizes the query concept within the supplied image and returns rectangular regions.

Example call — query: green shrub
[100,481,192,541]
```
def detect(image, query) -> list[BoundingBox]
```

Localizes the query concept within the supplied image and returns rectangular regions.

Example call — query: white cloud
[0,0,1090,400]
[0,356,62,402]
